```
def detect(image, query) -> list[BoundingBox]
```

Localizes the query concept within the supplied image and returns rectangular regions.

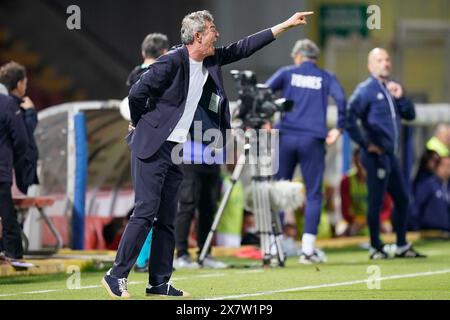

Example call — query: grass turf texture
[0,239,449,300]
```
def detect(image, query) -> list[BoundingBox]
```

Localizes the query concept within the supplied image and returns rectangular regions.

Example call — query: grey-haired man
[266,39,347,264]
[102,10,314,299]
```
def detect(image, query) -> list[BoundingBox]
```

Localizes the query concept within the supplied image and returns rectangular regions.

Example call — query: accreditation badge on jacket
[208,92,220,113]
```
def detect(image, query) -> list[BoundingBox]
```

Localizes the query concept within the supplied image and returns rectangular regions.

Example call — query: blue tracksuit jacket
[266,60,346,138]
[346,76,415,154]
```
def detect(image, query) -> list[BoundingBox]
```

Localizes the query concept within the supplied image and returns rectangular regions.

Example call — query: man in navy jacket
[0,62,39,195]
[266,39,346,264]
[102,10,314,298]
[347,48,425,259]
[0,91,28,259]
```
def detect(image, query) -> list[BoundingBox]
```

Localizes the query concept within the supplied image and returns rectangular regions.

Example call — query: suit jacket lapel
[204,59,222,95]
[181,46,190,96]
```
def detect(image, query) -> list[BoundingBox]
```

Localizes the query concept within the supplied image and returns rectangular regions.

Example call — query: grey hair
[291,39,320,59]
[141,33,169,59]
[180,10,214,45]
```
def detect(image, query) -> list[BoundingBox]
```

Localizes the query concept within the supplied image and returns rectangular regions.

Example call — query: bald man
[346,48,426,259]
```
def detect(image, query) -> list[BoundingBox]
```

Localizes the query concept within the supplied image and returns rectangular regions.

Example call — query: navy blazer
[0,94,28,184]
[127,28,275,159]
[14,102,40,194]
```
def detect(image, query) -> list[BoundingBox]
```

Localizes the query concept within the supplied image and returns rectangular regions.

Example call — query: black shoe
[395,244,427,258]
[146,282,186,297]
[101,269,130,299]
[369,247,390,260]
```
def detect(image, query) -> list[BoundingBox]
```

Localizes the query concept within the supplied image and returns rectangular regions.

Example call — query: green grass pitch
[0,239,449,300]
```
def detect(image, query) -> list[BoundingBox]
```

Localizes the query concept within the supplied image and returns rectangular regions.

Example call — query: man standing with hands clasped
[346,48,426,260]
[102,10,314,298]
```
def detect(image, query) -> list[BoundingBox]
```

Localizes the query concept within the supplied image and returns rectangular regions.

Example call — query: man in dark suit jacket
[0,89,29,260]
[0,62,39,195]
[102,9,313,299]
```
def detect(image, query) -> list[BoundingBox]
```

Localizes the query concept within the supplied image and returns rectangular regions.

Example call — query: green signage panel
[320,4,369,45]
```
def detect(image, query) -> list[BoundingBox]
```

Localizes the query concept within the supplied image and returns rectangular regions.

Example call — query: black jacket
[10,95,40,193]
[0,94,28,184]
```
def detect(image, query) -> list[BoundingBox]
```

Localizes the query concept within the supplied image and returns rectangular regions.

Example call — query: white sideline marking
[3,269,447,299]
[0,271,231,298]
[235,269,264,274]
[196,273,226,278]
[205,269,450,300]
[24,290,56,294]
[0,281,145,297]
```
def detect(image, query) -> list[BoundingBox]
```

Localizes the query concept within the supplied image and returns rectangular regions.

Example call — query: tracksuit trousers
[276,134,325,235]
[360,150,409,249]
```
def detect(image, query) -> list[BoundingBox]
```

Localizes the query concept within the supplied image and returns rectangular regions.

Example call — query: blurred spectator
[123,33,169,127]
[413,149,440,193]
[103,217,128,250]
[412,156,450,232]
[126,33,169,91]
[241,210,259,246]
[340,148,393,236]
[426,124,450,157]
[102,208,133,250]
[174,161,224,269]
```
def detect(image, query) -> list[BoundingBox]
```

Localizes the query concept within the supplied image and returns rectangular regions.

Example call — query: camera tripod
[198,129,286,267]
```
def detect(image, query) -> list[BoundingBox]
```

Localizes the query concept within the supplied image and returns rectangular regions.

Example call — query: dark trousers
[175,164,221,258]
[111,141,183,286]
[0,182,23,259]
[361,150,409,249]
[276,134,325,235]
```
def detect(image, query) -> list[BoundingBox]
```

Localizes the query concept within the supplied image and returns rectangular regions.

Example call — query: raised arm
[396,96,416,121]
[216,11,314,66]
[270,11,314,38]
[386,81,415,121]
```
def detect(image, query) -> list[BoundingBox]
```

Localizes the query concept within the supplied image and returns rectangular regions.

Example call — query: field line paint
[2,269,448,299]
[206,269,450,300]
[0,271,229,298]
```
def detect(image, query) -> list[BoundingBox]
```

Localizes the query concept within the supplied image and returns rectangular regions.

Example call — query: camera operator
[266,39,347,264]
